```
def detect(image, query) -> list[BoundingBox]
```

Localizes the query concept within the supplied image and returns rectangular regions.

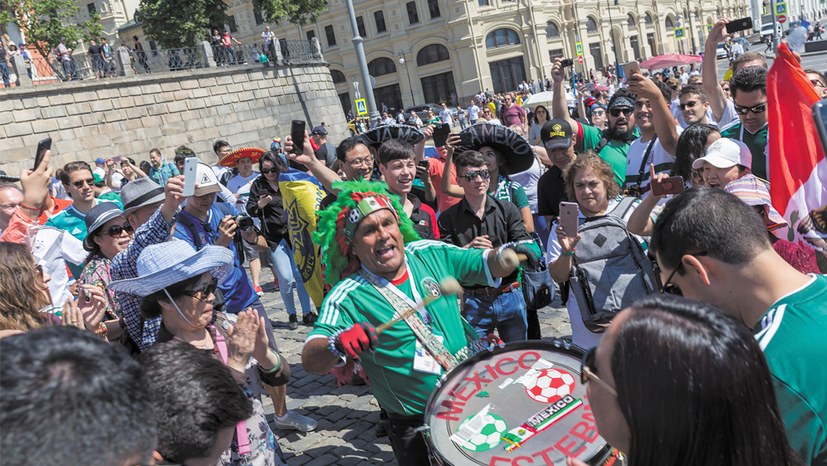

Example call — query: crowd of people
[0,17,826,466]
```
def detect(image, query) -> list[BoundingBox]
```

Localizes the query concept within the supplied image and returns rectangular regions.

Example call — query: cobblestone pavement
[254,267,572,465]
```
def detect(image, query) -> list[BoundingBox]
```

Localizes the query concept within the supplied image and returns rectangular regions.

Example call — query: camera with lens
[234,214,255,232]
[560,58,574,67]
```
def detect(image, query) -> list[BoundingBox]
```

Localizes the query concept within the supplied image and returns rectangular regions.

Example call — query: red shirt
[426,156,462,214]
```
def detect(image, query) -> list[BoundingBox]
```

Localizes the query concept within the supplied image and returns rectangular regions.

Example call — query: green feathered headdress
[313,181,420,285]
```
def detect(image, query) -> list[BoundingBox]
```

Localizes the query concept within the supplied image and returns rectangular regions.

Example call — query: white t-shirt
[717,99,739,129]
[624,126,682,197]
[509,158,541,213]
[546,196,640,349]
[226,172,259,210]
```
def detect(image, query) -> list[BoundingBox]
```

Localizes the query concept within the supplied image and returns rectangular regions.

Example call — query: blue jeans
[0,61,9,87]
[463,287,528,343]
[268,239,312,316]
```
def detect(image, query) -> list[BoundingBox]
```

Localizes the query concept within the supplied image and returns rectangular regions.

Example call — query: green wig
[313,180,421,285]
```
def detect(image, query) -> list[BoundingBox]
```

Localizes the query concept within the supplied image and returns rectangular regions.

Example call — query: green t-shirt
[308,240,496,415]
[754,274,827,465]
[98,192,124,209]
[492,176,529,210]
[720,121,769,181]
[45,204,91,278]
[578,122,638,189]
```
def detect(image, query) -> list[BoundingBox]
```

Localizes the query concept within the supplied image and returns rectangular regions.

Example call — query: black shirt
[438,194,531,285]
[407,193,438,240]
[537,165,567,217]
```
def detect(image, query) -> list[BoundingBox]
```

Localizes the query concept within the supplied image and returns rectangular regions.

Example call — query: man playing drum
[301,181,538,465]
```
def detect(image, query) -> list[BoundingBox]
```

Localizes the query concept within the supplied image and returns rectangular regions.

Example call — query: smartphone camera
[560,58,574,68]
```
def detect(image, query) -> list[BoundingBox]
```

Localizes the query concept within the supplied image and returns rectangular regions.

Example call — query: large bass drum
[423,340,617,465]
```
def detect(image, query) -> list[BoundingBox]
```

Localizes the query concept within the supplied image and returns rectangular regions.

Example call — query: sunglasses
[181,278,218,302]
[101,223,134,237]
[609,108,633,117]
[70,178,95,189]
[679,101,700,110]
[734,103,767,115]
[261,167,279,174]
[581,347,617,397]
[460,169,491,181]
[591,110,606,116]
[658,251,707,295]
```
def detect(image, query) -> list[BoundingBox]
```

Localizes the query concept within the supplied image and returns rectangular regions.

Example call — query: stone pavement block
[303,454,342,466]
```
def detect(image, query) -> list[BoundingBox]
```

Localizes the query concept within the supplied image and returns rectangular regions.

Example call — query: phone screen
[182,157,199,197]
[559,202,580,237]
[651,176,685,196]
[813,99,827,151]
[290,120,306,155]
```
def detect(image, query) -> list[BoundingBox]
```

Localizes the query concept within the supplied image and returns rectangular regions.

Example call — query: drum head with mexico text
[424,340,611,466]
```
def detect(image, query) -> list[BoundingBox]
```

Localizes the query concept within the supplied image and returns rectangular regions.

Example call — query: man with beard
[550,58,638,188]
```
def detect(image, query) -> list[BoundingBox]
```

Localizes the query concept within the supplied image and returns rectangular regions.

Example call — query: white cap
[692,138,752,170]
[193,163,221,197]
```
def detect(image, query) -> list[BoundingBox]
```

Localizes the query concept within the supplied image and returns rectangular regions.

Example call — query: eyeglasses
[459,169,490,181]
[261,167,279,174]
[659,251,707,295]
[101,223,133,237]
[346,155,374,167]
[0,203,19,209]
[181,278,218,302]
[734,103,767,115]
[581,347,617,397]
[679,101,700,110]
[70,178,95,189]
[609,108,633,117]
[811,79,826,88]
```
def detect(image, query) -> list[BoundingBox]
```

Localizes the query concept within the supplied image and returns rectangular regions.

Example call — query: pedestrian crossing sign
[355,98,368,116]
[675,27,685,38]
[575,41,583,56]
[775,2,787,14]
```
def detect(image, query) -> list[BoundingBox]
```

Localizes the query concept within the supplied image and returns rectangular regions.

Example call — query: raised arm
[626,74,679,156]
[550,58,576,129]
[285,131,342,193]
[441,134,465,199]
[703,19,732,122]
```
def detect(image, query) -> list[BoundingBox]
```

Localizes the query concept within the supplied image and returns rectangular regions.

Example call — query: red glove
[335,322,378,359]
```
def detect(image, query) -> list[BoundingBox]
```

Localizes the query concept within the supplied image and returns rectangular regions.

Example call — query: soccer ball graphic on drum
[525,368,576,403]
[458,413,508,452]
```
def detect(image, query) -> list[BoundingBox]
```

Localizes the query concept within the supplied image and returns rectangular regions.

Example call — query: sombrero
[358,124,425,149]
[218,147,265,167]
[456,123,535,174]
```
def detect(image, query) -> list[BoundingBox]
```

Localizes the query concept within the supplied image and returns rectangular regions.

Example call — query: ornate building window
[586,17,599,32]
[546,21,561,38]
[627,14,636,27]
[331,70,346,84]
[368,57,397,76]
[485,28,520,48]
[416,44,450,66]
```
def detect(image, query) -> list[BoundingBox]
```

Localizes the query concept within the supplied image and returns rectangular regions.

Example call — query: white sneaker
[274,410,317,432]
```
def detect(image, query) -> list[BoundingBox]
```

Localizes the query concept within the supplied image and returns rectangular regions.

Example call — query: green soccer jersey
[308,240,497,416]
[578,122,638,189]
[720,121,769,180]
[754,274,827,465]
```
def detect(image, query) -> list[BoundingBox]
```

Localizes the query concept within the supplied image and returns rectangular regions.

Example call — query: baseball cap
[95,157,105,165]
[540,119,573,150]
[194,163,221,197]
[93,173,105,185]
[311,126,328,136]
[692,138,752,170]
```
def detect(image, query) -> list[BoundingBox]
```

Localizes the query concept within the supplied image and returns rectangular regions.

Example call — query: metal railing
[127,47,205,74]
[2,39,324,89]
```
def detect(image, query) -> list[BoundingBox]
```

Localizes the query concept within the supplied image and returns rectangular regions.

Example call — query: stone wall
[0,63,347,175]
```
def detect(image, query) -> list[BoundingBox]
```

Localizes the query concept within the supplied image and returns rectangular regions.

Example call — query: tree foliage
[137,0,328,48]
[254,0,329,27]
[0,0,104,60]
[138,0,228,48]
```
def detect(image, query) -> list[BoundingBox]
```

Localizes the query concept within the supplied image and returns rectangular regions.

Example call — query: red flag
[767,42,827,251]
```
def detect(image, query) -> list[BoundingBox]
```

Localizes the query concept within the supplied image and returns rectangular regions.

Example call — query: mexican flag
[767,42,827,252]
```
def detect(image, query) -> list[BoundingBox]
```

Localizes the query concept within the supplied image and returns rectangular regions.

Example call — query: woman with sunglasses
[246,152,315,329]
[109,241,290,465]
[77,202,133,342]
[570,295,801,466]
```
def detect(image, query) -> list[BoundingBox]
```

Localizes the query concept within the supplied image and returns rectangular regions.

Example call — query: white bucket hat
[108,240,233,297]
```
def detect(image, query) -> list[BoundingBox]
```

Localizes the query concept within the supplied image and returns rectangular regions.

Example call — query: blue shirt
[173,205,257,314]
[148,162,179,186]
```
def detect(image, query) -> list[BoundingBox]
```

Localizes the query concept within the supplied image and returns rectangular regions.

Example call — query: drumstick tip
[439,277,462,296]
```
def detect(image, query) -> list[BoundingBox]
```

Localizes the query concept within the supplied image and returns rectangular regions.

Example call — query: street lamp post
[345,0,380,121]
[398,53,416,107]
[605,0,621,73]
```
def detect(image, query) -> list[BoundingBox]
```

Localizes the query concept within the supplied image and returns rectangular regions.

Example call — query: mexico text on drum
[424,340,621,466]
